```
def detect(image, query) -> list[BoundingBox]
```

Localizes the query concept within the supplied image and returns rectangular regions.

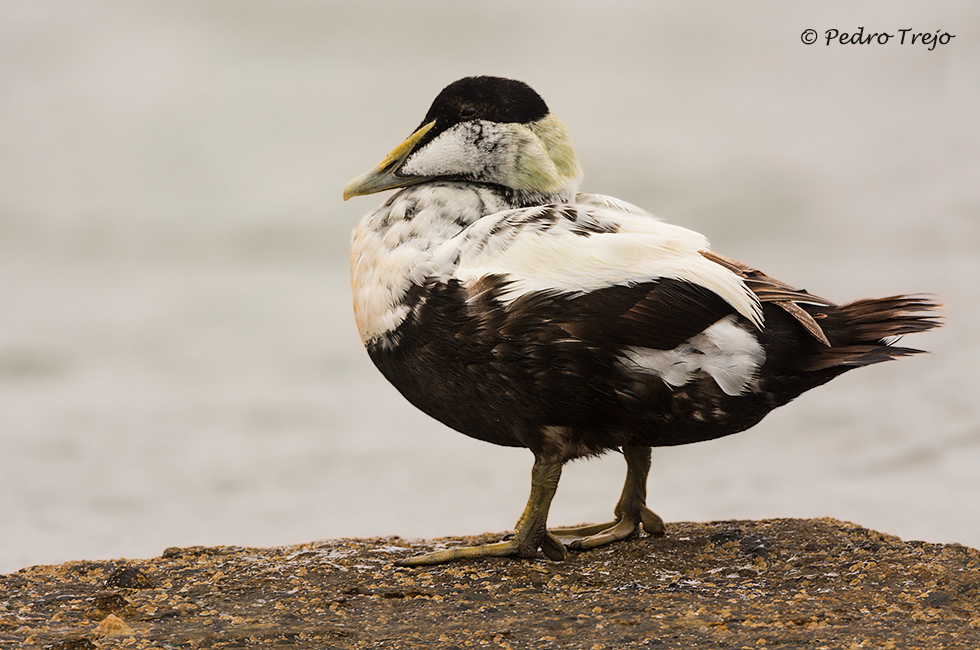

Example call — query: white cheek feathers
[400,121,515,181]
[400,118,581,196]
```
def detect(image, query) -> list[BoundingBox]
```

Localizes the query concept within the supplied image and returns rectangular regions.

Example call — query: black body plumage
[367,273,936,460]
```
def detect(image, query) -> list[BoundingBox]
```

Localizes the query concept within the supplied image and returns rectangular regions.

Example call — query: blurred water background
[1,1,978,574]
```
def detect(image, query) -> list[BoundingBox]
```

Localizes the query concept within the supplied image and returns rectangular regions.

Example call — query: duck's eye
[459,106,477,118]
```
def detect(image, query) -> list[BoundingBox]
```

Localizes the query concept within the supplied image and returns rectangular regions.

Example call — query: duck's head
[343,76,582,202]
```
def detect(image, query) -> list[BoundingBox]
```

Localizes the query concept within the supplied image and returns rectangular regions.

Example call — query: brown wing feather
[700,250,833,346]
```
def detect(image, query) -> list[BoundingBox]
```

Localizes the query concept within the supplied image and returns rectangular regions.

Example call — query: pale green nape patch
[514,113,583,194]
[530,113,582,181]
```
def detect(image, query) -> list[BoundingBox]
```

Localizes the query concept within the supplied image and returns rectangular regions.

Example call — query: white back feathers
[449,196,764,329]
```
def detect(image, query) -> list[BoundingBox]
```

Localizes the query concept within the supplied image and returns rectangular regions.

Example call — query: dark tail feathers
[804,295,942,372]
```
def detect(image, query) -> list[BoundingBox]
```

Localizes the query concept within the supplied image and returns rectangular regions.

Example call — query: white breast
[350,185,509,345]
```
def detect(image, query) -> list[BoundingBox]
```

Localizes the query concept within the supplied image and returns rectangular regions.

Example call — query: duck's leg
[396,458,566,566]
[552,445,665,550]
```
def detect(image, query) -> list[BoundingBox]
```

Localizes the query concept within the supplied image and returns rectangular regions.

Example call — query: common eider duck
[343,76,940,566]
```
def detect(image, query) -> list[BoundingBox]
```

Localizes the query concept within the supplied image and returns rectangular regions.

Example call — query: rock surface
[2,518,979,649]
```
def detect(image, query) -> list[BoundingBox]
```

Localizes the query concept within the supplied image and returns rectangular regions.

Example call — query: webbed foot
[552,446,665,551]
[396,530,566,566]
[396,459,564,567]
[552,504,664,550]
